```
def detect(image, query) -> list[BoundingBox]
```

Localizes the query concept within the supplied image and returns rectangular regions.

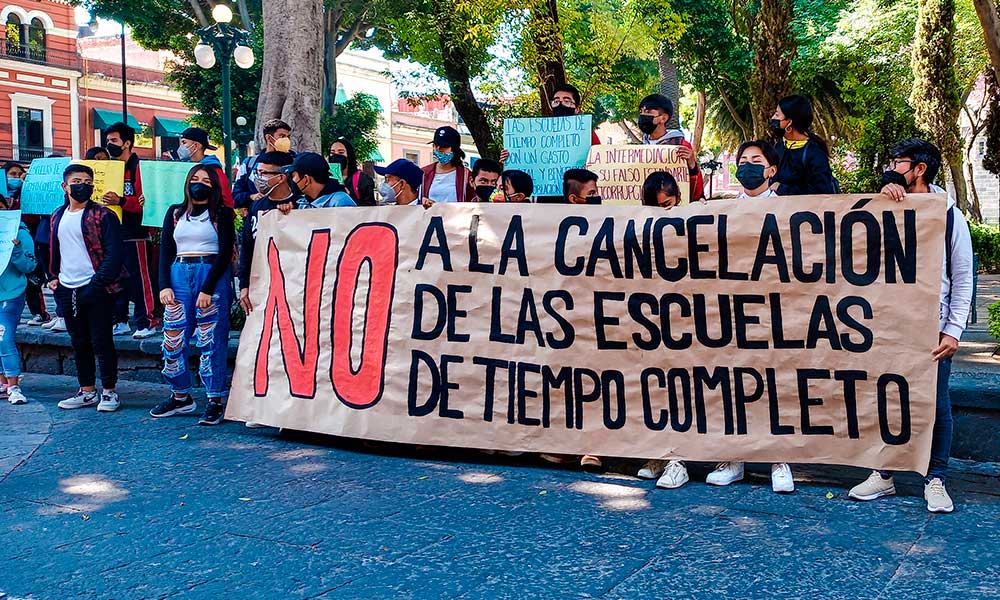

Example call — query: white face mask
[379,180,399,204]
[177,143,193,161]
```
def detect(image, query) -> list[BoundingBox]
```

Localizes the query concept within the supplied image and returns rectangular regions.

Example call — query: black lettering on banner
[499,215,529,276]
[489,286,516,344]
[840,210,881,286]
[835,370,867,439]
[573,368,601,429]
[878,373,911,445]
[751,214,791,282]
[718,215,749,281]
[542,290,576,349]
[837,296,874,352]
[446,285,472,342]
[602,370,627,430]
[469,214,495,274]
[623,218,653,278]
[662,294,693,350]
[652,217,687,281]
[416,216,452,271]
[768,368,794,435]
[411,284,446,340]
[667,368,693,433]
[806,295,841,350]
[733,294,768,350]
[541,365,572,428]
[475,356,508,422]
[629,293,661,351]
[734,367,765,435]
[687,215,716,279]
[641,367,668,431]
[824,211,837,284]
[797,369,835,435]
[516,288,545,346]
[694,294,733,348]
[882,210,917,284]
[517,362,542,426]
[586,218,623,278]
[594,291,628,350]
[408,350,440,417]
[693,367,725,434]
[790,211,823,282]
[769,293,805,349]
[439,354,464,419]
[555,217,587,275]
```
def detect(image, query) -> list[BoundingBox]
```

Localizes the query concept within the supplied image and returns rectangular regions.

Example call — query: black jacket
[773,139,836,196]
[238,193,300,290]
[344,170,376,206]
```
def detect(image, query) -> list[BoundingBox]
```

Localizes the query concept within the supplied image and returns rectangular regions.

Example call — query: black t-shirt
[238,192,301,290]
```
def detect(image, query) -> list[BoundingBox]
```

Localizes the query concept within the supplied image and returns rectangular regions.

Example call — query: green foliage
[910,0,962,161]
[984,71,1000,176]
[988,301,1000,341]
[971,222,1000,273]
[321,93,383,162]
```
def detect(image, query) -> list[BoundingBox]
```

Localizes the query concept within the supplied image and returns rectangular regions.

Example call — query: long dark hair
[778,95,829,156]
[331,136,359,176]
[181,164,224,223]
[642,171,680,207]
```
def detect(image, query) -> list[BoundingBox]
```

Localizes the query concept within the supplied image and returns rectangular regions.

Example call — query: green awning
[153,116,190,138]
[92,108,141,131]
[335,87,349,104]
[366,148,385,163]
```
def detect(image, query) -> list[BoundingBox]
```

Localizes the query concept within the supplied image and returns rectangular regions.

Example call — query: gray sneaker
[58,389,99,410]
[97,390,120,412]
[924,478,954,513]
[849,471,895,501]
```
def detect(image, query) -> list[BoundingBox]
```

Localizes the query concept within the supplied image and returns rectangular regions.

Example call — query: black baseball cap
[430,126,461,149]
[281,152,332,183]
[180,127,217,150]
[374,159,423,192]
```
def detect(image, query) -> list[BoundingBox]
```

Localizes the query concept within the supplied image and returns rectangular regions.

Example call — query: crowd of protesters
[0,89,972,514]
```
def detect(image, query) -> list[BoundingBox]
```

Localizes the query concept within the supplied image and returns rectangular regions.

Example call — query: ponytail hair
[778,95,829,156]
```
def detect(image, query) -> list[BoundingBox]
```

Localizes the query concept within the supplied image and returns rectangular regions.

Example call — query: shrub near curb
[970,223,1000,274]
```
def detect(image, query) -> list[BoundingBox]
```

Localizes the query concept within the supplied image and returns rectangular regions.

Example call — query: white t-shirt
[174,210,219,254]
[427,169,458,203]
[737,189,778,199]
[58,208,96,289]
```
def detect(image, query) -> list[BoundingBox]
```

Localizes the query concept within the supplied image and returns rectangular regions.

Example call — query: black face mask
[189,182,213,201]
[552,105,576,118]
[585,195,603,205]
[475,185,496,202]
[69,183,94,202]
[106,143,124,158]
[637,115,658,135]
[769,119,785,137]
[328,154,347,166]
[881,169,909,189]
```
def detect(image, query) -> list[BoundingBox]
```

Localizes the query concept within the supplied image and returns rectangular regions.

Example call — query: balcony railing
[0,145,62,163]
[0,42,80,70]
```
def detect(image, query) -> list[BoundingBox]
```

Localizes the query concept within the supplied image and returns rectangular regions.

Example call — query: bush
[970,222,1000,274]
[988,301,1000,341]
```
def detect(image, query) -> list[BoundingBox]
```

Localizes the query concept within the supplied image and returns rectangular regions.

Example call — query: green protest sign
[140,161,194,227]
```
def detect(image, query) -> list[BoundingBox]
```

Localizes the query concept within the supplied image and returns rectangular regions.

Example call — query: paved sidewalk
[0,374,998,600]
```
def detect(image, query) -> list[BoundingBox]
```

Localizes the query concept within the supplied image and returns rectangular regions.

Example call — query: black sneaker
[199,401,226,426]
[150,395,197,418]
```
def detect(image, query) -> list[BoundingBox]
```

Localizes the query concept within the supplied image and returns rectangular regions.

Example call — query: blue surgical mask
[433,150,454,165]
[177,144,192,161]
[6,178,22,193]
[379,180,398,205]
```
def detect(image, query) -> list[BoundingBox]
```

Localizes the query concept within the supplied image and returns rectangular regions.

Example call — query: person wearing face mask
[560,168,601,205]
[103,122,161,340]
[178,127,234,208]
[641,171,682,208]
[470,159,502,202]
[238,152,299,315]
[283,152,357,209]
[49,164,127,413]
[233,119,293,211]
[374,159,424,206]
[847,139,973,514]
[0,183,37,406]
[636,94,705,203]
[769,95,837,195]
[499,84,602,167]
[151,165,236,426]
[329,137,376,206]
[2,162,50,329]
[421,126,476,204]
[734,141,780,199]
[491,170,533,203]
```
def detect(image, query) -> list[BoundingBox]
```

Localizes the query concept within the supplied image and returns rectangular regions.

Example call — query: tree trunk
[439,32,498,158]
[257,0,324,151]
[749,0,795,137]
[718,88,752,141]
[966,148,982,218]
[658,50,681,130]
[950,161,981,221]
[236,0,252,29]
[618,121,641,143]
[188,0,208,27]
[974,0,1000,86]
[530,0,567,115]
[322,8,341,115]
[692,90,706,154]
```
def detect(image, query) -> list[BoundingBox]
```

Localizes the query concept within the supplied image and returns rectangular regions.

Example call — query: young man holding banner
[848,139,973,513]
[637,94,705,202]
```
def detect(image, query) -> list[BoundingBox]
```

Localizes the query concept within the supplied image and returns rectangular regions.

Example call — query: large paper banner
[20,157,72,216]
[75,160,124,221]
[0,210,22,271]
[140,161,194,227]
[586,144,691,206]
[227,195,946,474]
[503,115,593,196]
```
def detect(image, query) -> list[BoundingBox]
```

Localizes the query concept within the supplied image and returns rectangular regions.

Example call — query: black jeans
[123,240,159,330]
[56,283,118,389]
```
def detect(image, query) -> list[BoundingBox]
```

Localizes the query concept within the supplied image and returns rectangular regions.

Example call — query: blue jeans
[881,358,952,483]
[161,260,231,399]
[0,295,25,378]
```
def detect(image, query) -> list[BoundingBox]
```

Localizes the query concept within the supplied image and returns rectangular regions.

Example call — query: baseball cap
[180,127,217,151]
[374,159,423,192]
[430,126,461,149]
[281,152,332,183]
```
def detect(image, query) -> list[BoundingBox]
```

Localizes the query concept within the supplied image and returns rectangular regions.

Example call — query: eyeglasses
[255,170,282,177]
[887,159,913,170]
[551,98,576,108]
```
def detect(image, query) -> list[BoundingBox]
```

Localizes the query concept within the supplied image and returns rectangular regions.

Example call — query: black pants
[120,240,159,330]
[57,283,118,389]
[25,281,49,320]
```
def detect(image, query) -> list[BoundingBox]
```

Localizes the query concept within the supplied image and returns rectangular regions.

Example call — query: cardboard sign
[586,144,691,206]
[75,160,124,221]
[139,161,195,227]
[20,157,72,216]
[503,116,593,196]
[227,195,947,474]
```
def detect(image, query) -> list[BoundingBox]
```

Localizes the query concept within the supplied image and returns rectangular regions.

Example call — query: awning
[153,116,190,138]
[92,108,141,131]
[335,87,349,104]
[366,147,385,163]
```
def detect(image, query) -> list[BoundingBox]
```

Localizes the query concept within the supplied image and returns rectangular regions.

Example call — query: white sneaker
[771,463,795,493]
[706,462,745,486]
[27,315,46,326]
[637,460,666,479]
[245,421,267,429]
[132,327,157,340]
[97,390,120,412]
[655,460,689,489]
[41,317,58,330]
[848,471,896,501]
[48,317,67,332]
[58,388,99,409]
[924,478,954,513]
[7,386,26,405]
[112,323,131,336]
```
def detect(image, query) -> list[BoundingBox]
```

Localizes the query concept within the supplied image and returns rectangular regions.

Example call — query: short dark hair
[85,146,109,160]
[262,119,291,137]
[735,140,779,167]
[63,164,94,181]
[256,151,294,168]
[554,84,582,107]
[473,158,502,179]
[3,161,23,175]
[563,168,599,201]
[639,94,673,117]
[502,169,533,197]
[105,122,136,146]
[642,171,681,207]
[889,138,942,185]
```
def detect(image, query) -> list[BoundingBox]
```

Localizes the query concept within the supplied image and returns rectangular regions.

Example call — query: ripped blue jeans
[0,295,25,378]
[161,260,232,399]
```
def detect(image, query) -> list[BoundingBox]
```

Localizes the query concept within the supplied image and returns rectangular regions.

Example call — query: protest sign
[503,115,593,196]
[140,161,194,227]
[0,210,22,271]
[586,144,691,206]
[227,195,946,474]
[76,160,124,221]
[330,162,342,184]
[20,157,71,215]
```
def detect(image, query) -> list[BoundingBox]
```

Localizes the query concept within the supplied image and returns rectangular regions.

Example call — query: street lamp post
[193,4,254,177]
[234,116,254,163]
